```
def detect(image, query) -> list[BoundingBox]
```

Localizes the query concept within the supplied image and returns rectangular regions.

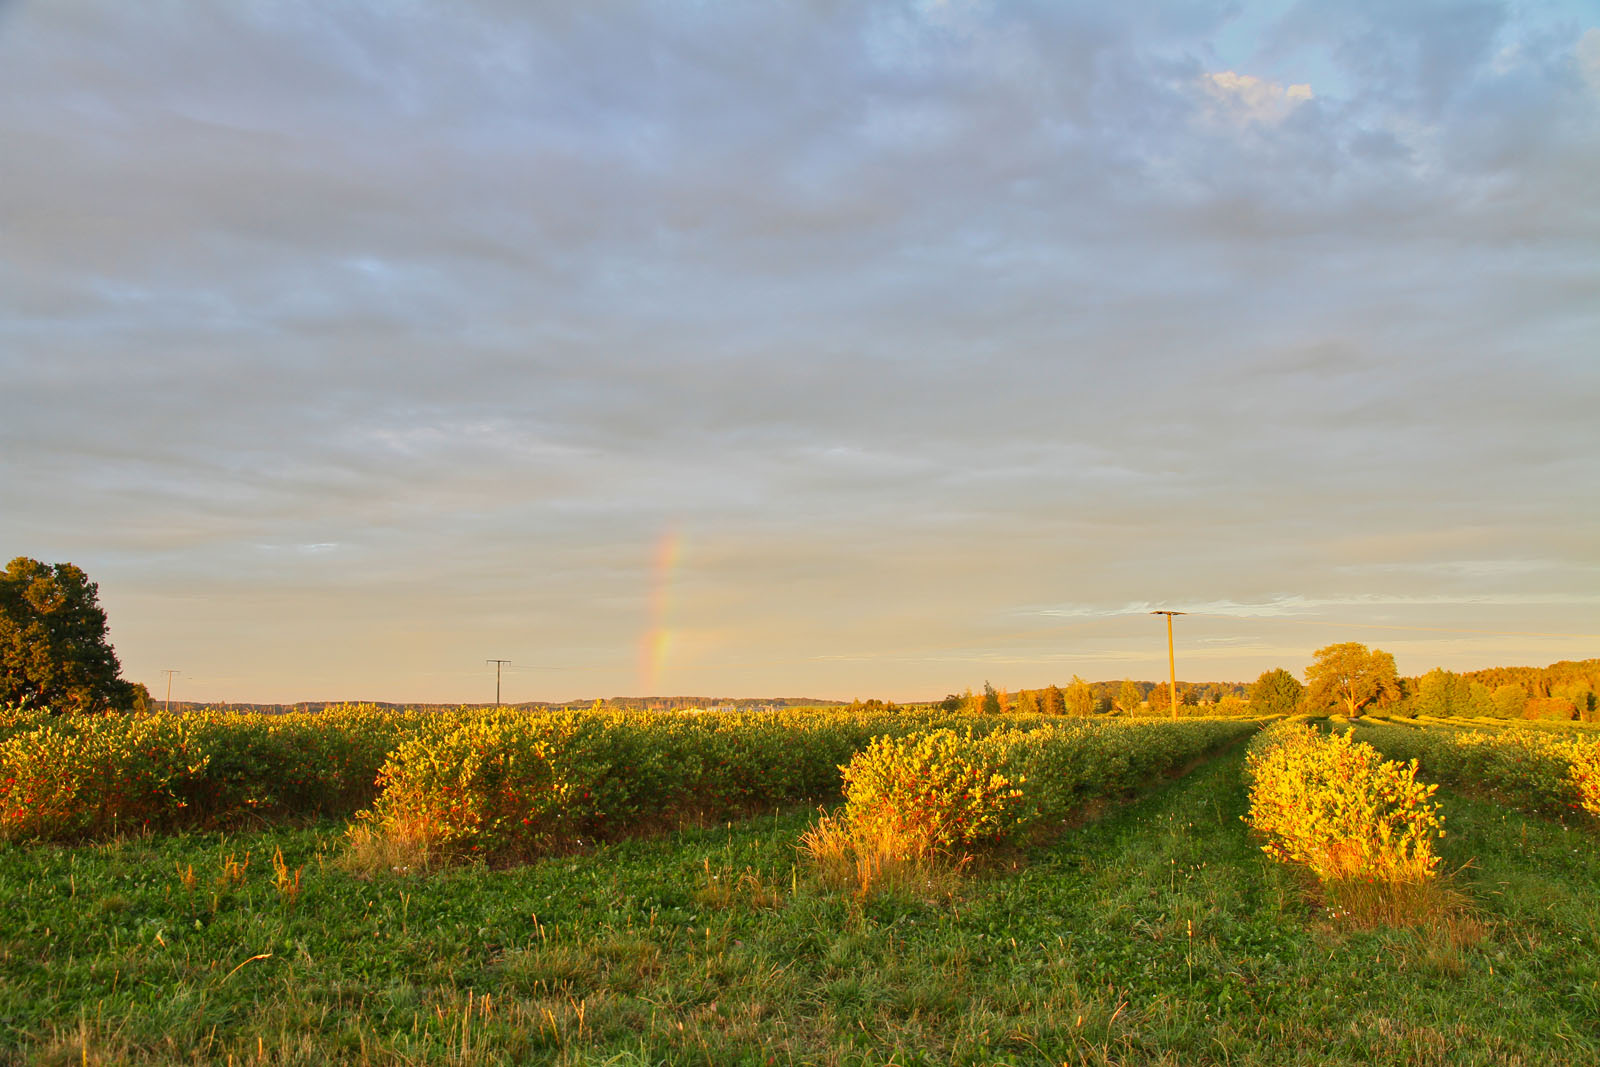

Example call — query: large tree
[1303,642,1400,717]
[1249,668,1304,716]
[0,557,139,713]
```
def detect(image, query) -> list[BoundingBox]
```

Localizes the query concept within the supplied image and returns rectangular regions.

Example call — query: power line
[485,659,512,706]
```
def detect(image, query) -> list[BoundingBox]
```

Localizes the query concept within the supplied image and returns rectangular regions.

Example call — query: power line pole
[486,660,511,706]
[1149,612,1185,718]
[160,669,180,712]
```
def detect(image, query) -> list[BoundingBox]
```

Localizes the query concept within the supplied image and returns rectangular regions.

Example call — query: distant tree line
[936,676,1254,718]
[7,557,1594,723]
[935,646,1598,723]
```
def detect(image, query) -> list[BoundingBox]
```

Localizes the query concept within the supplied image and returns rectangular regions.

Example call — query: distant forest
[938,657,1600,721]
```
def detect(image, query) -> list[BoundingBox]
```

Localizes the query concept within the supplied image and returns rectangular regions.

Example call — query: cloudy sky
[3,1,1597,704]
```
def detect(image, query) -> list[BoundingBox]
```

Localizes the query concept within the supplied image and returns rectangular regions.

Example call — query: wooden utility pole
[486,660,511,706]
[1149,612,1185,718]
[160,669,180,712]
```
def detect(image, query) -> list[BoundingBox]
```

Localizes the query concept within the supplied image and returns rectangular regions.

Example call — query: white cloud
[1035,593,1600,623]
[1200,70,1314,124]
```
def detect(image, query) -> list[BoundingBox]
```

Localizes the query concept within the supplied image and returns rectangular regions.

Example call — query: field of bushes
[1,706,1597,1064]
[0,706,1245,854]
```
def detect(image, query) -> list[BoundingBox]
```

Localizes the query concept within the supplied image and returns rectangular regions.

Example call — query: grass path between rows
[1,743,1596,1065]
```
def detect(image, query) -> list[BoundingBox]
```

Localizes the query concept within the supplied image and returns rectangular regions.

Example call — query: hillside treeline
[940,657,1600,723]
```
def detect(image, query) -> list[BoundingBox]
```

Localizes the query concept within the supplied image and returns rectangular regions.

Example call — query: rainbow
[639,526,682,693]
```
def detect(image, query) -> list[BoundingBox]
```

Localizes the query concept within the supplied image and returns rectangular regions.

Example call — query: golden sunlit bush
[807,718,1253,892]
[838,727,1032,855]
[1243,721,1444,887]
[1572,744,1600,819]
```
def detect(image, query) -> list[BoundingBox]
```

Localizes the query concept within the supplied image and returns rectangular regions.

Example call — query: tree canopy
[1412,668,1472,718]
[0,557,141,713]
[1064,676,1094,717]
[1249,668,1304,716]
[1303,642,1399,717]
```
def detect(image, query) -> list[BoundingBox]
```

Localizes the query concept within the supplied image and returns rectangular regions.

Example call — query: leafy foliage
[1355,720,1600,821]
[348,707,1058,862]
[1063,676,1093,717]
[0,705,417,841]
[1304,642,1400,717]
[1249,667,1304,716]
[1243,720,1443,885]
[0,557,139,713]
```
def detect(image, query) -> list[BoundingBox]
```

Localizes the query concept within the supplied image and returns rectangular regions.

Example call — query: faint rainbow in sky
[640,526,682,693]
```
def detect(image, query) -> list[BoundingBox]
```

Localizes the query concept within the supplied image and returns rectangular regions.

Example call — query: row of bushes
[817,717,1255,861]
[352,708,971,860]
[1353,721,1600,821]
[0,705,421,840]
[1376,713,1600,734]
[1242,720,1445,886]
[0,704,1084,844]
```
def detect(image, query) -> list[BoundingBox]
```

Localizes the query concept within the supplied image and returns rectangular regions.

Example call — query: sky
[3,1,1598,705]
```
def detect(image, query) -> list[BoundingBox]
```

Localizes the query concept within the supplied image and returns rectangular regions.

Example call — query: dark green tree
[1249,668,1304,716]
[1,557,138,713]
[981,681,1001,716]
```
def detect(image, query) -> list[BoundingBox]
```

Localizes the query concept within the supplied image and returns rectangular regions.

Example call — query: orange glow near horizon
[639,526,682,693]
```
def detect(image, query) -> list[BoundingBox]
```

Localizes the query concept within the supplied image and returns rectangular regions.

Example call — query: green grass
[1,747,1596,1065]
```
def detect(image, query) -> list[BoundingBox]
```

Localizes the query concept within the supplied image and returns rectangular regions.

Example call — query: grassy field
[2,742,1597,1066]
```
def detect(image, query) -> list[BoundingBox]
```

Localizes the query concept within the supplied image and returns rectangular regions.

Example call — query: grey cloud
[3,1,1596,699]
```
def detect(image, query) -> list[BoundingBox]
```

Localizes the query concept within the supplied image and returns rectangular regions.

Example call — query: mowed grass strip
[2,746,1597,1066]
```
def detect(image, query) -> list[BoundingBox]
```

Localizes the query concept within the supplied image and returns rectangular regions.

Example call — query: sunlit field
[1,708,1597,1065]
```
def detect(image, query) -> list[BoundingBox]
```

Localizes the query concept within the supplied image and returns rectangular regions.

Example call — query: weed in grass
[270,845,302,905]
[1316,866,1483,935]
[693,857,787,911]
[337,818,436,877]
[215,849,250,888]
[801,810,968,902]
